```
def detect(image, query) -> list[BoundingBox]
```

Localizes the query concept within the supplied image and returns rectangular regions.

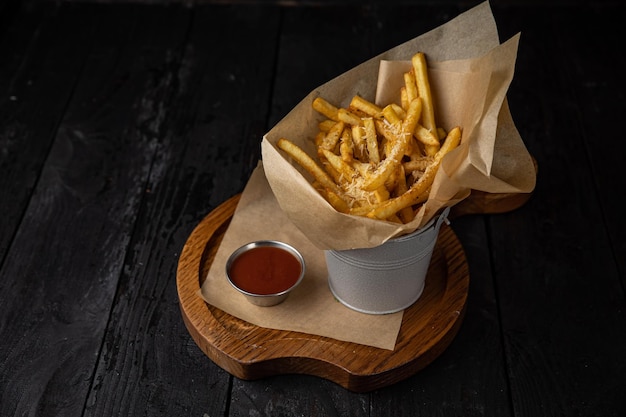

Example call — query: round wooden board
[177,194,470,392]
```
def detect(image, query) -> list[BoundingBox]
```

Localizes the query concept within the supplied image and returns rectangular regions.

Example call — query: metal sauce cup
[225,241,305,307]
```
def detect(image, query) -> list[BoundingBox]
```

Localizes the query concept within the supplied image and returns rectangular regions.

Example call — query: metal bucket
[325,207,450,314]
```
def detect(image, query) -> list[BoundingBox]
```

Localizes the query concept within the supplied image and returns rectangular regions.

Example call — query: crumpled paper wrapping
[261,1,536,250]
[201,1,536,351]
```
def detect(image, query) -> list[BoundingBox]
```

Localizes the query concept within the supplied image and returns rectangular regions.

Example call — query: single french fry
[277,138,344,198]
[374,120,392,159]
[312,97,339,121]
[324,188,351,213]
[313,182,350,213]
[349,95,383,118]
[424,144,440,156]
[363,117,380,165]
[339,128,354,162]
[414,124,439,147]
[436,126,462,156]
[386,213,403,224]
[394,166,415,223]
[318,121,344,152]
[321,149,357,184]
[401,98,422,139]
[314,130,325,148]
[406,136,424,159]
[403,70,418,106]
[412,52,438,140]
[318,119,336,132]
[351,125,368,161]
[384,164,399,191]
[400,87,409,110]
[320,157,342,185]
[338,108,363,126]
[382,104,403,126]
[373,185,390,203]
[349,204,376,217]
[437,127,447,140]
[391,103,407,120]
[311,180,323,192]
[403,156,434,173]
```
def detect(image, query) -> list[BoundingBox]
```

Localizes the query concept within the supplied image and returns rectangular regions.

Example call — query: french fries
[277,52,461,224]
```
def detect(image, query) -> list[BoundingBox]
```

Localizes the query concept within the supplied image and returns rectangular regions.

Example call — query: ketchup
[229,246,302,295]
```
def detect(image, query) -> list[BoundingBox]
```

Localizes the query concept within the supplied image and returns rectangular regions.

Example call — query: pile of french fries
[277,52,461,224]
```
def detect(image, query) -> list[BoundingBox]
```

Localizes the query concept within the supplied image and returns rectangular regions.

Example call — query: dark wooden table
[1,0,625,415]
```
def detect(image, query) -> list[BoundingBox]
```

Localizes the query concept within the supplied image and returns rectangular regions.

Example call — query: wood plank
[0,3,188,416]
[491,6,626,416]
[365,3,460,56]
[267,5,374,128]
[556,6,626,289]
[82,4,282,417]
[0,3,94,263]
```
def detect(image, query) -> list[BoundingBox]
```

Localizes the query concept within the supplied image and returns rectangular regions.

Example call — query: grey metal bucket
[325,207,450,314]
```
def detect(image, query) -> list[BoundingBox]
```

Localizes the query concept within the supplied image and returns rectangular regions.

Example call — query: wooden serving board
[177,194,474,392]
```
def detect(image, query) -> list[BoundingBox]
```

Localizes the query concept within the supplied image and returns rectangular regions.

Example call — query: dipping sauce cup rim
[225,240,306,298]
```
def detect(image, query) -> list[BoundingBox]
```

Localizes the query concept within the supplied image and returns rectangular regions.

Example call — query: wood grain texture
[490,7,626,416]
[0,3,93,260]
[0,4,209,417]
[0,6,122,417]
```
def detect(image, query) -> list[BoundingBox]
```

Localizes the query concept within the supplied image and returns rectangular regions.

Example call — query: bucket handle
[436,207,451,230]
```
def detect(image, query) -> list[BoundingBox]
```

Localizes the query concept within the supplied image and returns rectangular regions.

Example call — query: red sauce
[229,246,302,295]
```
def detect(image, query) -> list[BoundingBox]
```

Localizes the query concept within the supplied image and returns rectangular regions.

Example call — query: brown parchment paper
[201,162,403,350]
[261,1,536,250]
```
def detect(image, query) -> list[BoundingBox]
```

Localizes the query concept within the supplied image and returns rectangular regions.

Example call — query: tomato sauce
[229,246,302,295]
